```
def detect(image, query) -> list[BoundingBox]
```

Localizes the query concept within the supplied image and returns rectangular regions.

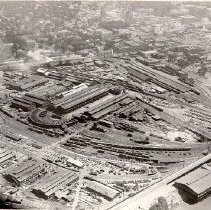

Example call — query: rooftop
[175,164,211,195]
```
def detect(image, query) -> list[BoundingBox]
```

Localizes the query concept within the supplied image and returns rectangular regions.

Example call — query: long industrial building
[174,164,211,201]
[125,61,193,94]
[32,171,78,199]
[3,160,45,186]
[27,83,69,99]
[0,148,15,164]
[52,85,110,115]
[85,178,120,201]
[11,82,71,111]
[52,85,106,108]
[11,94,46,111]
[85,94,133,120]
[7,76,49,91]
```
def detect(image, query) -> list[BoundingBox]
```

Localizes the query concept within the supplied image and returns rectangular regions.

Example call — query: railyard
[0,2,211,209]
[0,50,211,209]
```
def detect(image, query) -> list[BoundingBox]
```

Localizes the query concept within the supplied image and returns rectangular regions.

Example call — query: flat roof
[67,158,84,167]
[86,180,119,199]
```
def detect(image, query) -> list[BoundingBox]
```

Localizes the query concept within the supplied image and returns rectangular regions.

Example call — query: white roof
[37,68,48,73]
[86,180,119,199]
[67,157,84,167]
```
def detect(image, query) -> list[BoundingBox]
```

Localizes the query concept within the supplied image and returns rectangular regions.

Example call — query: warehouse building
[59,83,88,98]
[11,97,31,111]
[27,83,68,100]
[4,131,21,141]
[52,85,100,107]
[36,68,49,76]
[3,160,45,186]
[52,85,110,115]
[0,148,15,164]
[11,94,46,111]
[85,94,132,120]
[45,71,66,81]
[7,76,49,91]
[11,82,71,111]
[67,157,84,168]
[32,171,78,199]
[85,178,120,201]
[126,61,192,94]
[174,164,211,201]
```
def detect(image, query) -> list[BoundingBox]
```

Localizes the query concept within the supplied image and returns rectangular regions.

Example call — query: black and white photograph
[0,1,211,210]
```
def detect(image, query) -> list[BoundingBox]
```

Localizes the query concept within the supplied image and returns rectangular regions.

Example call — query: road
[109,154,211,210]
[72,166,88,210]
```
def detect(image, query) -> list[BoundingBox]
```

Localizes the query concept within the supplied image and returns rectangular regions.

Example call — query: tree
[158,196,169,210]
[149,203,162,210]
[6,31,27,50]
[148,196,169,210]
